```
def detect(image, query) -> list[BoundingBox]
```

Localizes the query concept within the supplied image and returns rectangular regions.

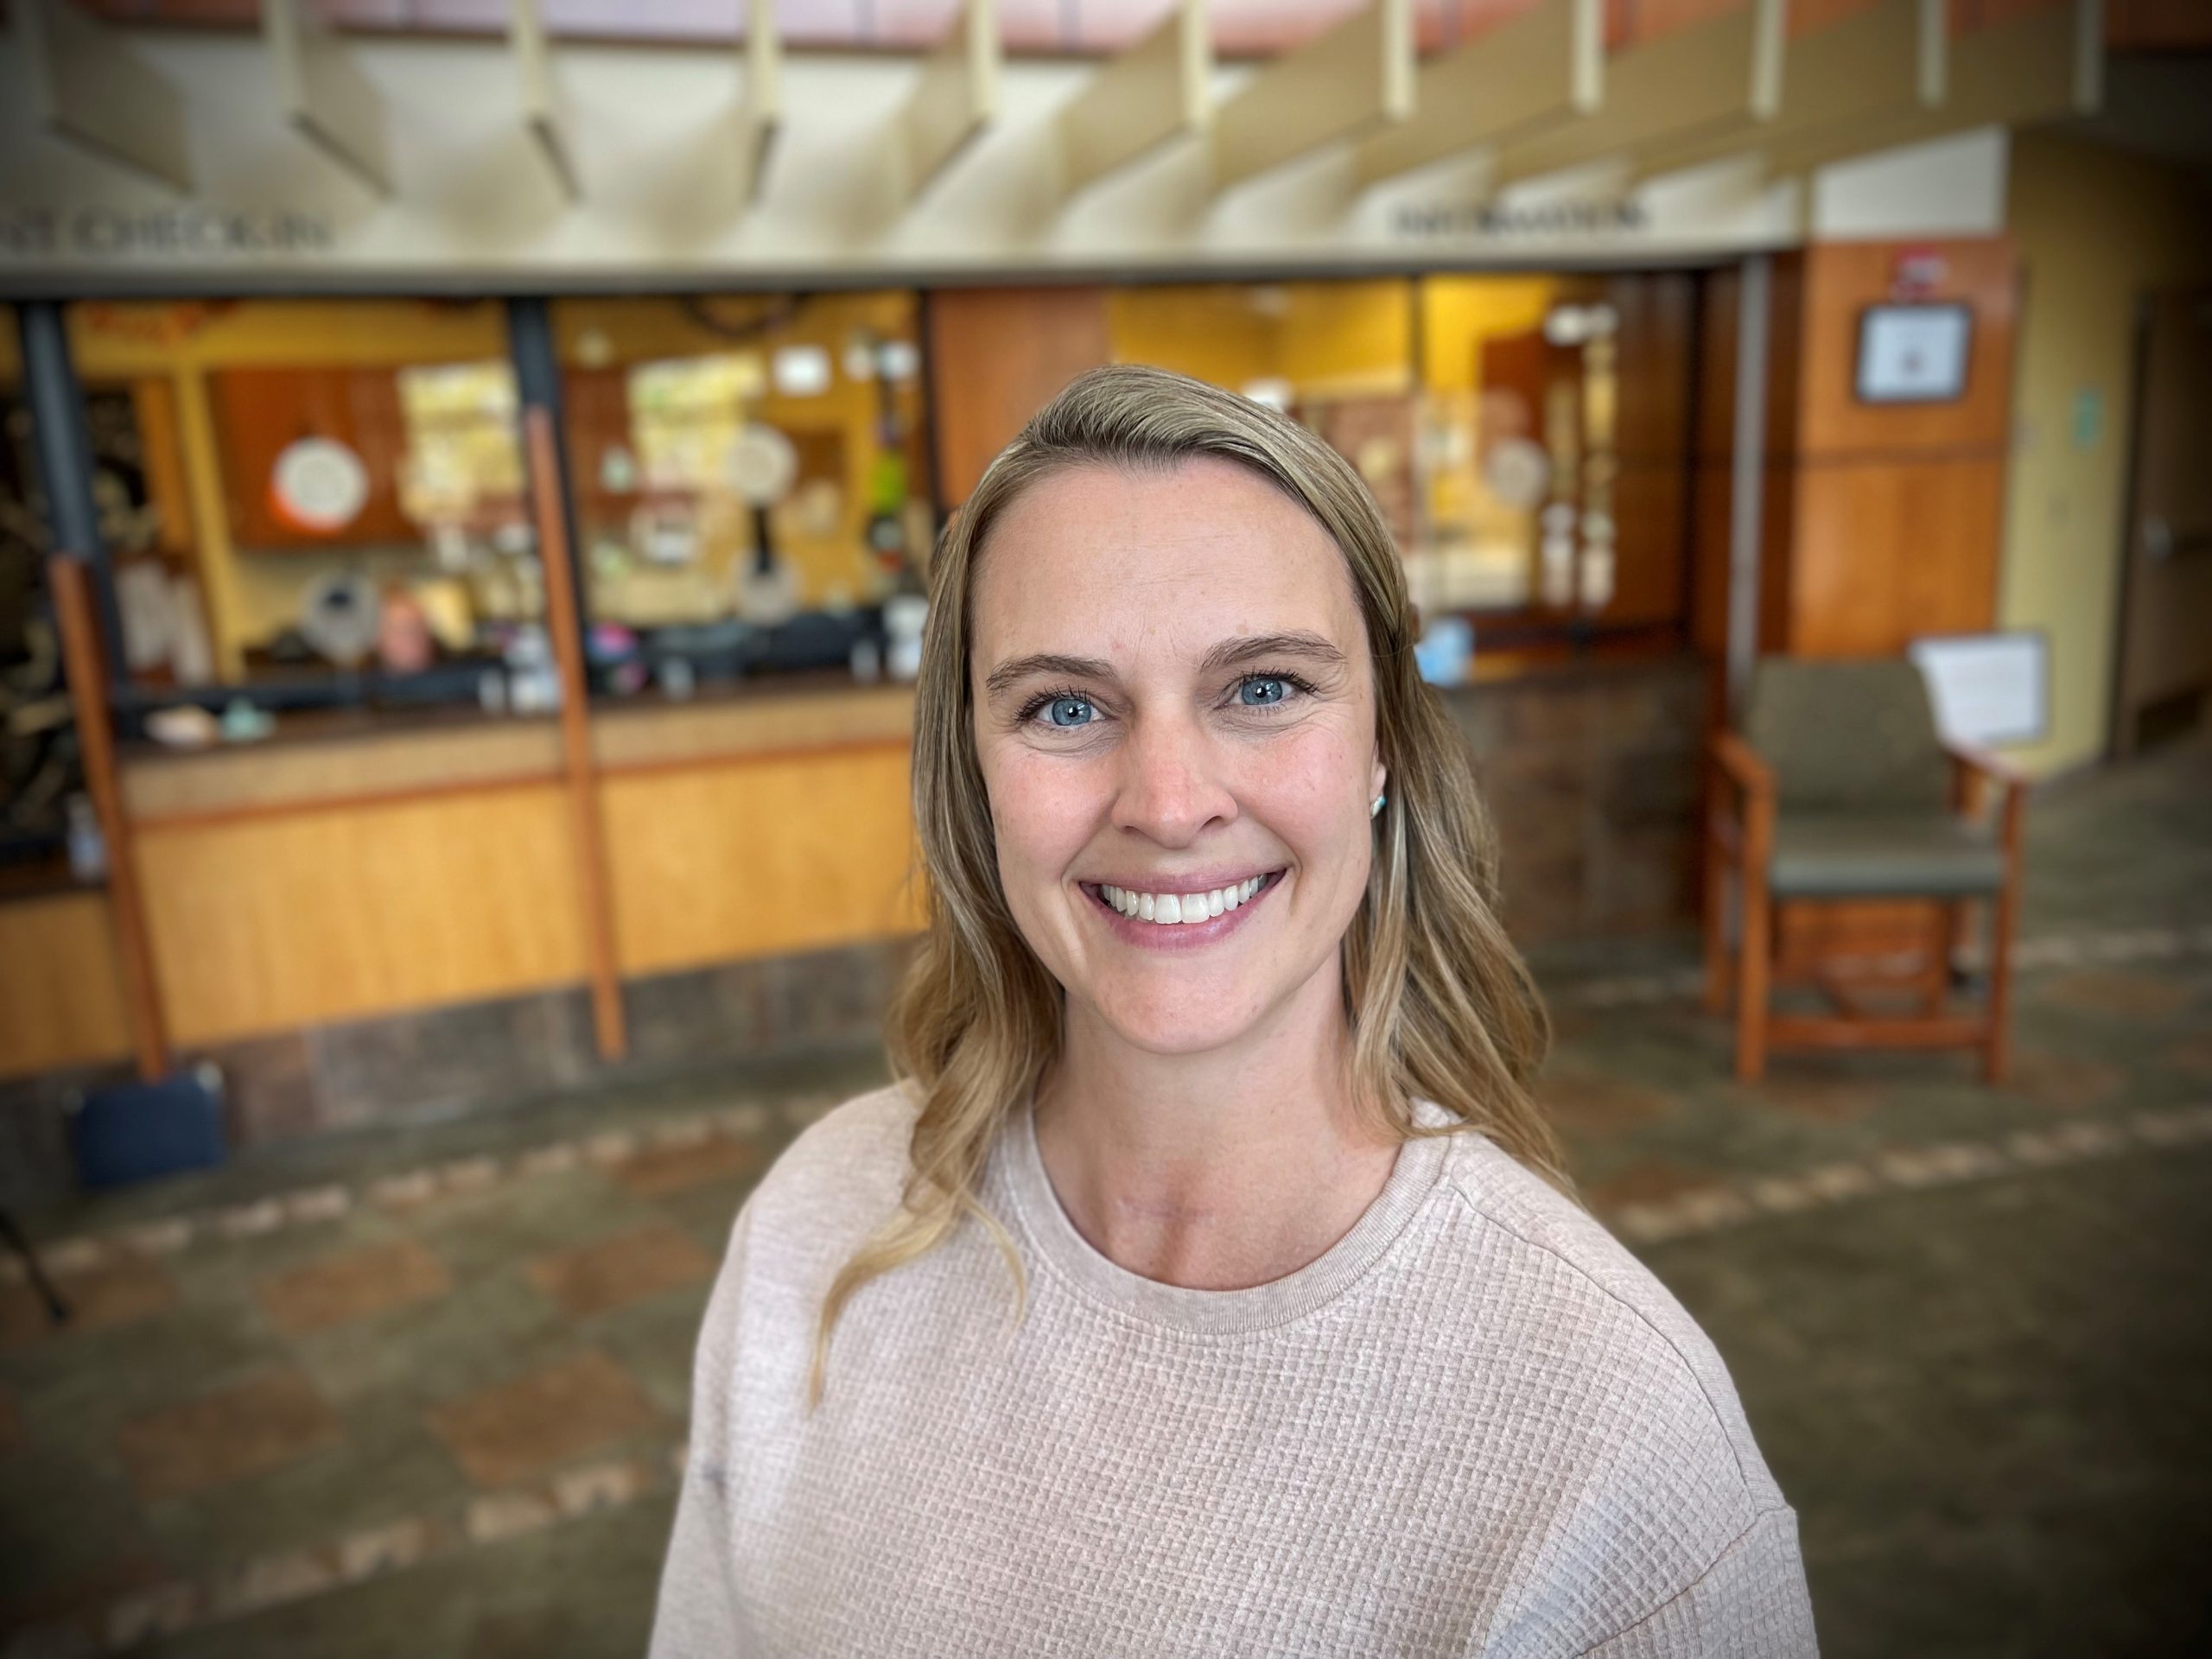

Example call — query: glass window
[66,299,540,715]
[551,292,931,696]
[1414,273,1694,632]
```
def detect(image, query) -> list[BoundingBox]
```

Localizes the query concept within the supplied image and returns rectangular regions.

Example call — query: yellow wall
[1107,282,1412,399]
[1418,276,1560,396]
[2000,133,2212,776]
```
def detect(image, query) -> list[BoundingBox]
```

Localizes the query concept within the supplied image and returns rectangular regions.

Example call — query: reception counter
[1,652,1707,1202]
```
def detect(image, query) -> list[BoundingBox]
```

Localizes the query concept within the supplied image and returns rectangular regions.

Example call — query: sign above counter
[0,12,2020,294]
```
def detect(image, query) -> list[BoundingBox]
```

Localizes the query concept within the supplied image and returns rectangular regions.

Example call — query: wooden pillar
[524,407,626,1062]
[49,557,168,1082]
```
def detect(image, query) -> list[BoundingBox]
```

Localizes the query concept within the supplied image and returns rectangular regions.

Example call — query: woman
[649,365,1816,1657]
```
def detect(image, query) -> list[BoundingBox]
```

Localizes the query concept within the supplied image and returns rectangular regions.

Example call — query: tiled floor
[3,738,2208,1658]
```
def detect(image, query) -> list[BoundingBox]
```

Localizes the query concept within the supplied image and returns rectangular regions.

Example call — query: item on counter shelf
[145,703,221,748]
[299,572,381,668]
[600,444,639,493]
[849,637,883,683]
[590,622,647,696]
[1482,437,1551,511]
[413,577,476,652]
[503,626,562,714]
[635,503,702,567]
[270,436,371,535]
[1414,616,1475,687]
[168,575,214,685]
[793,478,844,541]
[478,668,508,713]
[377,587,435,675]
[731,423,804,627]
[114,560,176,676]
[885,594,927,683]
[772,345,832,397]
[658,656,696,701]
[65,793,105,881]
[219,699,276,742]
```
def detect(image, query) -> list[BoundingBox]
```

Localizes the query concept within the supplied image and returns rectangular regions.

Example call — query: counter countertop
[119,674,918,824]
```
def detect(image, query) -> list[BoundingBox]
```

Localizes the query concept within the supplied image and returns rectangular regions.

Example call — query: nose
[1109,709,1236,847]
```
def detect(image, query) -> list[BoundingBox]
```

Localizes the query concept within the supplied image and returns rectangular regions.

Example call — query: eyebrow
[981,631,1346,699]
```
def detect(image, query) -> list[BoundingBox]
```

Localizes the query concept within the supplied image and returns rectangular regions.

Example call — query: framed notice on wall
[1856,302,1972,404]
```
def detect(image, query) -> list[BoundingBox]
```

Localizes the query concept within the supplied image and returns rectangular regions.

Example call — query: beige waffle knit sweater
[648,1084,1817,1656]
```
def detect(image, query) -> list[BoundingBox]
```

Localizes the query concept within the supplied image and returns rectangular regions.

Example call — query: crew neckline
[1000,1092,1457,1336]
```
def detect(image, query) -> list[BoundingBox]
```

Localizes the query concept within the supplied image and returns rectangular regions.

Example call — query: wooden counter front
[103,682,923,1050]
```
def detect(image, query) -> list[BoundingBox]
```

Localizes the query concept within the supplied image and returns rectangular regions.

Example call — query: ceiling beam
[1211,0,1414,194]
[1354,0,1601,191]
[16,0,193,193]
[1634,0,1943,186]
[1763,0,2101,179]
[1056,0,1210,201]
[742,0,784,204]
[512,0,580,201]
[1488,0,1785,194]
[263,0,391,197]
[895,0,1001,204]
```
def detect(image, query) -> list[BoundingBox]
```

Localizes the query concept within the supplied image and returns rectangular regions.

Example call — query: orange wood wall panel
[210,365,413,550]
[0,893,132,1080]
[602,746,923,976]
[1795,239,2017,459]
[1788,457,2007,658]
[928,286,1112,508]
[136,788,587,1046]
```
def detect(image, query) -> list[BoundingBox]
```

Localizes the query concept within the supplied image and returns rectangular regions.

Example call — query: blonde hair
[808,364,1570,1406]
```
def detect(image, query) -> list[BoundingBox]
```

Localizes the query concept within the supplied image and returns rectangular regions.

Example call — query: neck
[1032,962,1402,1291]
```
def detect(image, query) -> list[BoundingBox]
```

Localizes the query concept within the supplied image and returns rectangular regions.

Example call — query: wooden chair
[1703,658,2027,1084]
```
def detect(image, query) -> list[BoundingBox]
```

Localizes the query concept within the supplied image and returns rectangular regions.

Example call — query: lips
[1077,871,1282,946]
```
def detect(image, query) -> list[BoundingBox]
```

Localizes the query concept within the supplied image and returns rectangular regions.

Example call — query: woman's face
[969,457,1386,1057]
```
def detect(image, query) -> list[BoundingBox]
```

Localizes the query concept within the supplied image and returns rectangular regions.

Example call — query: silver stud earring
[1370,793,1386,818]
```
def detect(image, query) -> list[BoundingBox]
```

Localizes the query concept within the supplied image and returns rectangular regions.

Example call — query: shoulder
[733,1081,922,1283]
[1426,1124,1790,1524]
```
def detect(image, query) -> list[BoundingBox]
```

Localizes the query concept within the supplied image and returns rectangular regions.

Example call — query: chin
[1079,978,1273,1058]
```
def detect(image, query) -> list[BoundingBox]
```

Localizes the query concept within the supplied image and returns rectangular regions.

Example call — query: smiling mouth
[1079,872,1283,928]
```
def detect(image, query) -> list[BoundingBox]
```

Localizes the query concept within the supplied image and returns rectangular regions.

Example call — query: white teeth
[1097,875,1273,927]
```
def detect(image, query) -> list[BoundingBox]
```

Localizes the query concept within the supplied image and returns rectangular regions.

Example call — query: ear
[1370,757,1388,802]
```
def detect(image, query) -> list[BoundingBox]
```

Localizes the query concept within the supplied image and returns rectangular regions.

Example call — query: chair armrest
[1710,731,1777,799]
[1944,741,2028,791]
[1945,743,2028,856]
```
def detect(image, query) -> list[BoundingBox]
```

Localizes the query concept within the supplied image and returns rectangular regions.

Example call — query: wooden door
[2113,288,2212,754]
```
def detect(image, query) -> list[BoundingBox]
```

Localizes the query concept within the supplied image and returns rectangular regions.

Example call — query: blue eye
[1240,677,1289,707]
[1044,696,1095,728]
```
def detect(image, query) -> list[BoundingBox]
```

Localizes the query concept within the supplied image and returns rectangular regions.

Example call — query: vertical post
[505,296,588,670]
[1725,254,1771,724]
[49,557,169,1082]
[19,301,125,683]
[524,408,626,1064]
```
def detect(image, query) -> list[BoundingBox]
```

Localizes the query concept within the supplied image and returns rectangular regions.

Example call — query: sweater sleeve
[646,1196,758,1658]
[1575,1506,1818,1658]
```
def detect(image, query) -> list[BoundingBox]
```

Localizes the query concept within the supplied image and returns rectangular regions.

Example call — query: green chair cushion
[1745,658,1951,814]
[1769,814,2005,899]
